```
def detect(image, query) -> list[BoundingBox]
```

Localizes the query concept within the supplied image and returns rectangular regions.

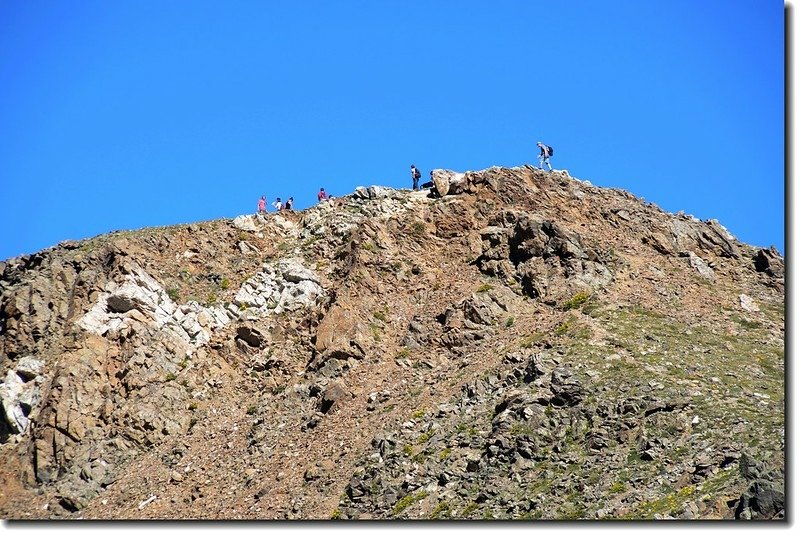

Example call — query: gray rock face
[670,217,740,259]
[354,185,402,200]
[549,367,584,407]
[685,251,715,280]
[735,480,785,519]
[0,356,45,436]
[476,210,612,300]
[233,258,326,317]
[77,261,230,347]
[753,247,784,279]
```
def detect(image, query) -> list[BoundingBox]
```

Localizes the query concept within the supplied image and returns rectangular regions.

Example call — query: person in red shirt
[317,188,329,202]
[257,196,266,213]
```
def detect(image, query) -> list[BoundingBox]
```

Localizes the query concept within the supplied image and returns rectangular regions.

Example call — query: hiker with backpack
[317,188,329,202]
[537,142,553,171]
[411,165,421,191]
[284,197,294,211]
[272,197,282,211]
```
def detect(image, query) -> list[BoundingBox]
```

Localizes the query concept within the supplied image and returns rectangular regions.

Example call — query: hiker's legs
[538,154,544,169]
[545,157,552,171]
[413,177,419,191]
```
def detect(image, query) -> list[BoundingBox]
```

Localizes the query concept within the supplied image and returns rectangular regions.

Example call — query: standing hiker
[257,196,267,213]
[273,197,282,211]
[411,164,421,190]
[318,188,329,202]
[284,197,294,211]
[537,142,553,171]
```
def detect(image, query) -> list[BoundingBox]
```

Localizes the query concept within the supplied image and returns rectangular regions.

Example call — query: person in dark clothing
[284,197,294,211]
[421,170,434,190]
[537,141,553,171]
[411,164,421,190]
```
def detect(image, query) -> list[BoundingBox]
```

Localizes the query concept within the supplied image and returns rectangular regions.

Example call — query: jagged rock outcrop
[79,260,230,346]
[476,210,613,302]
[0,356,45,438]
[232,258,326,317]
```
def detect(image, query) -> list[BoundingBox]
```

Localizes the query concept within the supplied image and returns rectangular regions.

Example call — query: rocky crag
[0,166,784,520]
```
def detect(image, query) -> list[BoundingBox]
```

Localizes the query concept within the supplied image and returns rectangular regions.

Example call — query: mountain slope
[0,166,784,520]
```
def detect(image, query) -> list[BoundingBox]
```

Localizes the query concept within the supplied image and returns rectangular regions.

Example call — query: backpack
[546,145,554,157]
[413,168,421,179]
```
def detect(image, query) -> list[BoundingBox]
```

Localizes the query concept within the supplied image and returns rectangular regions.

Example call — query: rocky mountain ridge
[0,165,784,519]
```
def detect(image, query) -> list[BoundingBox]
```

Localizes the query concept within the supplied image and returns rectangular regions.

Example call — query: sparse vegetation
[476,283,493,293]
[609,481,625,494]
[393,491,428,515]
[460,502,479,517]
[429,500,452,519]
[554,321,571,336]
[561,291,591,310]
[521,331,546,348]
[416,431,433,444]
[370,323,382,341]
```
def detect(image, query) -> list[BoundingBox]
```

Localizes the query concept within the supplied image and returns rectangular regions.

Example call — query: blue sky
[0,0,785,261]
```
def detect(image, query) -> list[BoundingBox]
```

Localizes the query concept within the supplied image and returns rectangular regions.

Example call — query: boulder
[735,480,785,519]
[753,247,784,279]
[686,252,715,280]
[431,169,466,197]
[549,368,584,407]
[232,215,259,232]
[320,381,350,414]
[739,294,760,313]
[313,304,367,363]
[365,186,394,199]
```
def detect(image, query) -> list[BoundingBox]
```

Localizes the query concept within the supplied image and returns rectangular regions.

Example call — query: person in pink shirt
[257,196,266,213]
[317,188,329,202]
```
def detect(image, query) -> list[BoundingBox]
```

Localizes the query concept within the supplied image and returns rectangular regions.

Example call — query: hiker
[272,197,282,211]
[318,188,329,202]
[284,197,294,211]
[421,170,434,189]
[411,164,421,190]
[424,171,439,198]
[257,196,266,213]
[537,141,553,171]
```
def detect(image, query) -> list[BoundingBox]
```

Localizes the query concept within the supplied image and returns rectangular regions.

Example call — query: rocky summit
[0,166,784,520]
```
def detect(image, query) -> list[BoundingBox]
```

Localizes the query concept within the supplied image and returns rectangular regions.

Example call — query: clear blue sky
[0,0,785,261]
